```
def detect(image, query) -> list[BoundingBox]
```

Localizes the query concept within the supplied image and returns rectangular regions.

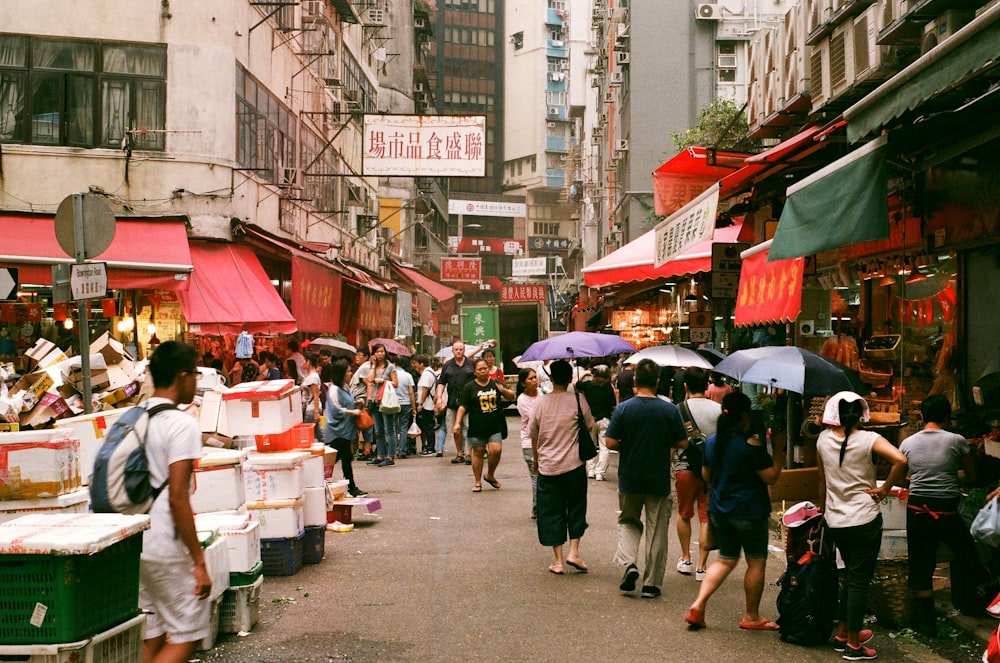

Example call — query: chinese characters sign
[448,199,526,217]
[440,257,482,282]
[363,115,486,177]
[511,257,547,277]
[500,284,546,302]
[461,305,498,347]
[653,185,720,267]
[734,247,804,327]
[528,236,571,251]
[448,237,525,255]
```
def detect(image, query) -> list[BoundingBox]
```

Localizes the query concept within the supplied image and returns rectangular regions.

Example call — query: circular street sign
[54,193,116,260]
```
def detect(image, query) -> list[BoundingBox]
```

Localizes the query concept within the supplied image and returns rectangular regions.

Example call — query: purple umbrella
[519,332,637,362]
[368,337,412,357]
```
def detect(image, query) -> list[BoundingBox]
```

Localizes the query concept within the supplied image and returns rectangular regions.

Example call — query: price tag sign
[70,262,108,301]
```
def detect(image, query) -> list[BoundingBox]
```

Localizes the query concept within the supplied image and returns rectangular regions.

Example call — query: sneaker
[640,586,661,599]
[348,486,368,498]
[619,563,639,592]
[435,452,443,457]
[465,458,472,465]
[676,558,694,575]
[377,458,394,467]
[695,568,706,581]
[367,458,381,465]
[595,474,605,481]
[842,643,877,660]
[587,473,596,479]
[834,630,874,652]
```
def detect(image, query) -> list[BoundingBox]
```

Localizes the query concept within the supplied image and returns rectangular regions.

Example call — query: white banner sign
[363,115,486,177]
[448,199,527,217]
[512,257,548,277]
[653,184,720,267]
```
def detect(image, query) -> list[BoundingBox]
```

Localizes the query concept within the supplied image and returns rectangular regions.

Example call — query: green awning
[768,137,888,261]
[845,4,1000,143]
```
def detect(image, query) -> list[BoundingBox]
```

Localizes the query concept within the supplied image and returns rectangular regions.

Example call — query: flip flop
[685,607,707,630]
[739,618,779,631]
[472,484,482,492]
[565,558,589,573]
[484,476,501,490]
[548,564,564,575]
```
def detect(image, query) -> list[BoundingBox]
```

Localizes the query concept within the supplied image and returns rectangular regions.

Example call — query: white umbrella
[624,345,714,369]
[307,338,357,357]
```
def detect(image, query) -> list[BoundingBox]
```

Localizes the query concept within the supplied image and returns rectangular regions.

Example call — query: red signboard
[734,247,804,327]
[500,284,546,303]
[449,237,525,255]
[440,257,482,282]
[291,256,341,334]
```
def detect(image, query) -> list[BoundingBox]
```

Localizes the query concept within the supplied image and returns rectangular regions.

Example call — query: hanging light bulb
[64,317,74,330]
[117,319,128,333]
[125,316,134,331]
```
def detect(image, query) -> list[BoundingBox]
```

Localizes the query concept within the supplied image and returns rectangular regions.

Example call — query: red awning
[338,260,391,293]
[391,264,459,303]
[652,147,749,216]
[178,242,296,336]
[734,242,804,327]
[291,256,341,334]
[718,126,824,197]
[582,222,749,289]
[0,214,192,290]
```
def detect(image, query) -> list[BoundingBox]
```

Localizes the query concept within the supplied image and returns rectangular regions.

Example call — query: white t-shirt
[684,397,721,437]
[817,428,881,529]
[351,362,371,400]
[141,398,203,563]
[301,371,321,416]
[516,391,539,450]
[417,367,437,411]
[395,368,415,406]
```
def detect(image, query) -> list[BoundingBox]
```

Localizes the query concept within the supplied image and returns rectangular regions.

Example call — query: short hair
[549,359,572,386]
[303,352,319,367]
[355,347,370,358]
[320,363,336,383]
[318,347,333,359]
[634,358,660,389]
[431,356,444,369]
[149,341,198,389]
[288,340,300,352]
[412,353,430,367]
[329,359,350,386]
[920,394,952,426]
[576,357,591,369]
[482,348,496,359]
[683,366,710,394]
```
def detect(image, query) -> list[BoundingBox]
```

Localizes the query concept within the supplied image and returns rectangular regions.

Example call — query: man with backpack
[674,367,721,582]
[138,341,212,663]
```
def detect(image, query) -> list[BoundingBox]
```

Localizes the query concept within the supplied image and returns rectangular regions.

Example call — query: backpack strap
[142,402,178,501]
[678,401,702,438]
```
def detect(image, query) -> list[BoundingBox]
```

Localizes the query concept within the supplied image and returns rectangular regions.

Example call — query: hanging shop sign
[449,237,525,255]
[362,115,486,177]
[654,184,720,267]
[711,242,751,299]
[448,199,526,217]
[70,262,108,301]
[500,284,546,303]
[440,257,482,282]
[511,258,548,277]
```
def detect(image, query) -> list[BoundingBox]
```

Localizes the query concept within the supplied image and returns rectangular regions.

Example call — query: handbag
[379,382,401,414]
[575,392,598,462]
[356,408,375,430]
[971,497,1000,546]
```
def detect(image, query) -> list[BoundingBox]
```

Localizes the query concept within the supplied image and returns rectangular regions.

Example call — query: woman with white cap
[816,391,907,661]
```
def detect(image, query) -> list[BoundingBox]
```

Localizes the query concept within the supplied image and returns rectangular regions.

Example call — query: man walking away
[605,358,688,599]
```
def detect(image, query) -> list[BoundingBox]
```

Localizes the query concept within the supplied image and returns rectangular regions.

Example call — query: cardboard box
[54,408,127,483]
[89,331,133,366]
[103,362,137,392]
[98,381,139,406]
[768,467,820,503]
[9,371,55,410]
[61,354,110,391]
[24,338,57,367]
[19,391,72,429]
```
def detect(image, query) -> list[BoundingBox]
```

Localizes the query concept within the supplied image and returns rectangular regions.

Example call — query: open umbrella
[624,345,713,369]
[368,337,411,357]
[435,345,484,361]
[714,346,863,396]
[307,338,357,358]
[519,332,636,362]
[696,347,727,366]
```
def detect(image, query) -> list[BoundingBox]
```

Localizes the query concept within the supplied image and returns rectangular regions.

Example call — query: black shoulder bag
[576,391,598,461]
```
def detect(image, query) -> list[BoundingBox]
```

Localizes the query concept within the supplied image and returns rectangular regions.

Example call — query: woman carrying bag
[364,343,400,467]
[323,360,367,498]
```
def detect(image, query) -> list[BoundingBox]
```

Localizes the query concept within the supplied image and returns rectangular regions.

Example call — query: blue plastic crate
[302,526,326,565]
[260,531,304,576]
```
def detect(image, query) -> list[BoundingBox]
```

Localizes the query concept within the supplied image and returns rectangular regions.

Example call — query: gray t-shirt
[899,428,970,499]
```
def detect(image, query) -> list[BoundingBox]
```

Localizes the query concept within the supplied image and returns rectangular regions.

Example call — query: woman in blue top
[323,359,367,498]
[685,391,785,631]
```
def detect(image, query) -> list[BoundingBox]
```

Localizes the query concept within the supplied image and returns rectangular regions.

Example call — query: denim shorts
[467,432,503,447]
[709,512,770,560]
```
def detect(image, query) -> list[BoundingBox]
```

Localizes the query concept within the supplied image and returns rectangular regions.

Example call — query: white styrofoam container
[199,389,224,433]
[54,408,126,484]
[876,481,908,530]
[219,574,263,635]
[247,499,303,539]
[220,380,302,437]
[303,449,325,488]
[0,430,81,500]
[0,487,90,525]
[204,536,231,601]
[303,486,327,527]
[243,452,308,502]
[0,513,150,554]
[196,514,261,573]
[879,529,908,560]
[192,462,245,513]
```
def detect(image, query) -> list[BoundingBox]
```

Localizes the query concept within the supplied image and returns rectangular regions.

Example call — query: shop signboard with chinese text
[461,305,498,348]
[448,199,526,217]
[711,242,751,299]
[689,311,713,343]
[448,237,525,255]
[653,184,720,267]
[70,262,108,301]
[528,237,571,252]
[500,284,546,303]
[511,257,547,277]
[363,115,486,177]
[440,257,482,282]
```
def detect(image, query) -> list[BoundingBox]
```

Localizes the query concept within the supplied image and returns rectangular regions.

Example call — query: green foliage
[670,99,748,152]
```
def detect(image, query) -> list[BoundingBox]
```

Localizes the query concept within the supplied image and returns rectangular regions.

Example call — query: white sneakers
[696,568,706,581]
[595,474,604,481]
[676,558,693,575]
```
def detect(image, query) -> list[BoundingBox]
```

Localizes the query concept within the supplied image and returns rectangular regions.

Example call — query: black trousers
[536,465,588,547]
[330,437,357,489]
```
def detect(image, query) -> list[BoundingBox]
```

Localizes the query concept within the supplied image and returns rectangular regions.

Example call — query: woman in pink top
[529,360,595,575]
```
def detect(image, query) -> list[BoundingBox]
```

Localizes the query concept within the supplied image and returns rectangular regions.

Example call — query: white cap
[822,391,871,426]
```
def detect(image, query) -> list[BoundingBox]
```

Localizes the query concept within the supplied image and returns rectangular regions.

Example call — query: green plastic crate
[0,534,142,644]
[228,560,264,587]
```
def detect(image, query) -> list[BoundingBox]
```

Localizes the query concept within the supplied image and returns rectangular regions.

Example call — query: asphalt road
[198,415,957,663]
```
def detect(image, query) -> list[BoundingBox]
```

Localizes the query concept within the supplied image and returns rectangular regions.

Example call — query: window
[548,0,567,9]
[236,66,295,185]
[533,221,560,236]
[717,42,737,84]
[545,90,566,106]
[0,34,166,149]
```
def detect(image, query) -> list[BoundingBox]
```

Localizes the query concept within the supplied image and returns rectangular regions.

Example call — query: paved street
[200,416,958,663]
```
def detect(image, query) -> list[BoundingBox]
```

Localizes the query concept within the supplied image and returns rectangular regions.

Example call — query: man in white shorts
[140,341,212,663]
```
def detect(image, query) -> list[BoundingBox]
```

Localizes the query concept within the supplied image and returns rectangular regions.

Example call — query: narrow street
[199,416,965,663]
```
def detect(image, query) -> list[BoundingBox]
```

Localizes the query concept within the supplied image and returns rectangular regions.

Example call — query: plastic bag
[407,420,421,437]
[971,497,1000,546]
[379,383,401,414]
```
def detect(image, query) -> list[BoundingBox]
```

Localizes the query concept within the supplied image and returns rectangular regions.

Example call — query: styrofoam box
[879,529,908,560]
[220,380,302,437]
[0,613,146,663]
[247,499,304,539]
[196,514,261,573]
[0,430,81,500]
[204,535,231,601]
[199,389,224,433]
[326,479,349,505]
[876,481,908,530]
[192,452,246,513]
[303,446,325,488]
[243,451,308,502]
[303,486,327,527]
[0,487,90,525]
[54,408,126,484]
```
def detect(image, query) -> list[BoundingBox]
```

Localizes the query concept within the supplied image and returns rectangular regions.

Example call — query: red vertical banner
[101,298,117,318]
[53,302,68,322]
[734,248,804,326]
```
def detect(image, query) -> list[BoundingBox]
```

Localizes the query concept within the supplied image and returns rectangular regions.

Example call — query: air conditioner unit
[615,51,630,66]
[598,113,608,125]
[367,197,379,216]
[797,319,816,336]
[852,5,908,83]
[805,0,831,35]
[809,38,831,110]
[551,39,564,47]
[322,75,342,87]
[603,91,614,104]
[615,139,629,152]
[548,107,559,115]
[366,8,385,25]
[746,30,767,127]
[302,0,326,20]
[414,17,426,29]
[922,10,973,54]
[781,2,810,104]
[829,22,855,98]
[609,71,623,86]
[613,37,629,52]
[879,0,898,31]
[696,4,722,20]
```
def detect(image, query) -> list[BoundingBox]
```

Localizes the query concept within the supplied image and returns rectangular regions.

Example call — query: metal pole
[72,193,93,414]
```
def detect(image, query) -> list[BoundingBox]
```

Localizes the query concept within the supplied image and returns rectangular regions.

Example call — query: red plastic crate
[255,423,315,452]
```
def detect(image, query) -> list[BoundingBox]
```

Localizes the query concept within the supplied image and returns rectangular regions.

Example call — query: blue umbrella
[714,346,861,396]
[519,332,637,362]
